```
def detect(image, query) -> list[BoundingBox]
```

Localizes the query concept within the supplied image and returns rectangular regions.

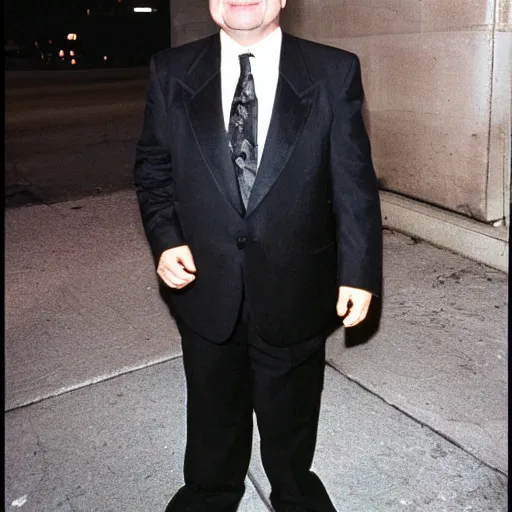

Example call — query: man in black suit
[134,0,382,510]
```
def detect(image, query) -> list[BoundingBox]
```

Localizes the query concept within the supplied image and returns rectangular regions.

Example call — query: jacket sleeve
[134,55,185,264]
[330,54,383,296]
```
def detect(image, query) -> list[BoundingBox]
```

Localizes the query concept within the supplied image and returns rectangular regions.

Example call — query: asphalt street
[5,68,149,207]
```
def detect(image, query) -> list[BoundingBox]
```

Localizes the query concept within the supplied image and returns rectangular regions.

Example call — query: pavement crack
[326,362,508,478]
[4,355,184,413]
[247,469,273,511]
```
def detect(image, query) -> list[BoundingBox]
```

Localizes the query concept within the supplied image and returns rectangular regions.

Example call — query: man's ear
[281,0,287,8]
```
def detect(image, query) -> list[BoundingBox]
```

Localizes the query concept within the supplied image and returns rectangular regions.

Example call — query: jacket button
[236,237,247,249]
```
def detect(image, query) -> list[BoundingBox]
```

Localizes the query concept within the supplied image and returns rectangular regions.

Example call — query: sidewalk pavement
[5,190,508,511]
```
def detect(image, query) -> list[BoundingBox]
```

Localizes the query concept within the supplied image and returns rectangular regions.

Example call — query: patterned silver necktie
[228,53,258,211]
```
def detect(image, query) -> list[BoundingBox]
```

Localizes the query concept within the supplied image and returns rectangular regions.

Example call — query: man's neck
[223,22,280,47]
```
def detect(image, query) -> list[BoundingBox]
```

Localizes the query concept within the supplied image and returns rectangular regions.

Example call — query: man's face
[209,0,286,42]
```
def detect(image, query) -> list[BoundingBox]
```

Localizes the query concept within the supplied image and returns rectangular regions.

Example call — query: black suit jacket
[134,32,382,346]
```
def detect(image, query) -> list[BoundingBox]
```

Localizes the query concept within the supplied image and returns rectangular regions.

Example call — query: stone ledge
[380,191,508,272]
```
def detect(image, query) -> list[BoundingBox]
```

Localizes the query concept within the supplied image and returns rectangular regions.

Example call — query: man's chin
[222,2,264,24]
[225,22,263,32]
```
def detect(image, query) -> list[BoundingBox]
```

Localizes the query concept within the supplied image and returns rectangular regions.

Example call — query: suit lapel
[245,34,318,217]
[183,34,244,216]
[182,33,317,218]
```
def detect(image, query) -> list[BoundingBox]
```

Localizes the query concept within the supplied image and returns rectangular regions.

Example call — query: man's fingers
[343,300,370,327]
[159,271,194,289]
[161,266,195,287]
[337,286,373,327]
[167,271,188,287]
[171,277,194,289]
[169,260,195,281]
[157,267,178,288]
[158,271,175,289]
[336,288,351,317]
[177,249,197,273]
[157,245,197,289]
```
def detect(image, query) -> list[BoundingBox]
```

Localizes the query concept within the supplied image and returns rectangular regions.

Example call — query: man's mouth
[227,1,260,7]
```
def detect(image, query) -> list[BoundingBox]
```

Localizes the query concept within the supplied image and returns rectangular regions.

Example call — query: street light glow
[134,7,152,12]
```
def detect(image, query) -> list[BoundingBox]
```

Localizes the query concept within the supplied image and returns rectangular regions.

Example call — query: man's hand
[157,245,196,289]
[336,286,372,328]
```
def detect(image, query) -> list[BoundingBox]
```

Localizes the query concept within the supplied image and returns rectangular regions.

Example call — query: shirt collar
[220,27,282,70]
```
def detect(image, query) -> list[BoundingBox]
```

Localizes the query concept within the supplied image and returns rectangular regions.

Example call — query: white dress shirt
[220,27,282,167]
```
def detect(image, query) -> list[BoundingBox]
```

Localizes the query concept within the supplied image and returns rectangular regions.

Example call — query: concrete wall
[280,0,511,223]
[170,0,511,225]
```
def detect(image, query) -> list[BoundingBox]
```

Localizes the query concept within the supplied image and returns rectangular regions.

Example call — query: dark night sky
[5,0,170,66]
[5,0,168,17]
[5,0,169,40]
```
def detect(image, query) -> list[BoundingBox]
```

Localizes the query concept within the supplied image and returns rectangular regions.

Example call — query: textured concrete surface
[5,360,268,512]
[279,0,511,222]
[250,367,507,512]
[327,230,508,473]
[5,190,508,511]
[380,191,508,272]
[5,193,180,409]
[5,360,506,512]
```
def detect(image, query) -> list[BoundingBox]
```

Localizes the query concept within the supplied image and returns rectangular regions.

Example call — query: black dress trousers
[165,298,337,512]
